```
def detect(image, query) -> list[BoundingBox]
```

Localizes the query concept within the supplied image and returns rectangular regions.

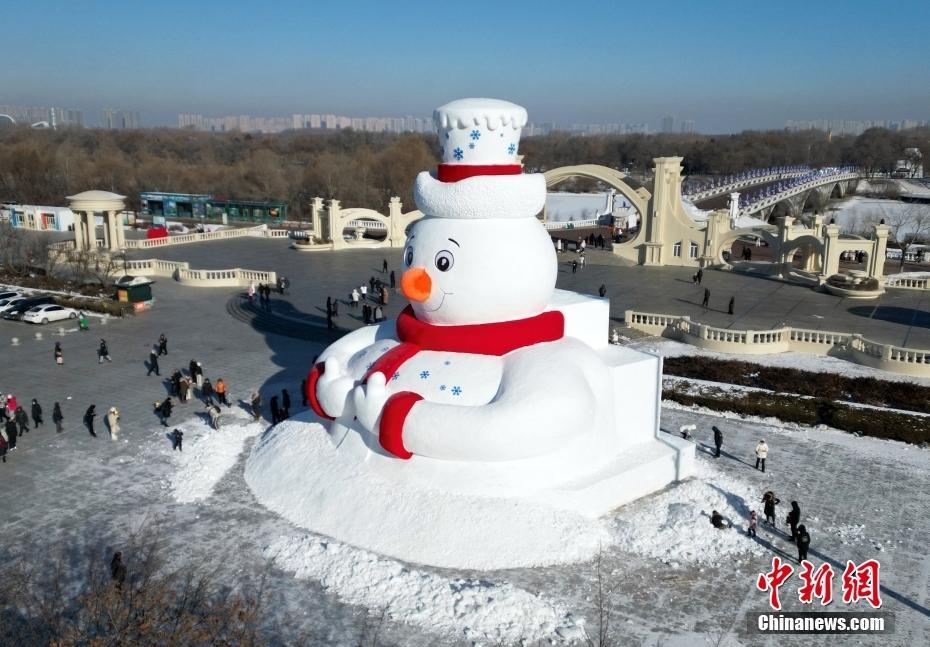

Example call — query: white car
[22,304,78,325]
[0,296,27,315]
[0,291,22,302]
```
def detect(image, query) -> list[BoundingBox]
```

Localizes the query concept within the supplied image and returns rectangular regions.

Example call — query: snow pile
[245,417,611,570]
[824,523,866,547]
[170,418,264,504]
[265,533,579,645]
[611,462,765,566]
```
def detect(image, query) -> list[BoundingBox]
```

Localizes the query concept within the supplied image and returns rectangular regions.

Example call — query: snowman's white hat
[414,98,546,220]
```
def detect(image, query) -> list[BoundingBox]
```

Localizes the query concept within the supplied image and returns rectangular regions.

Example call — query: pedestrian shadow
[696,441,757,470]
[848,305,930,329]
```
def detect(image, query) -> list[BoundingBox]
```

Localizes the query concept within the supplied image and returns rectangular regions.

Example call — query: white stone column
[102,213,111,250]
[88,211,99,250]
[73,213,85,251]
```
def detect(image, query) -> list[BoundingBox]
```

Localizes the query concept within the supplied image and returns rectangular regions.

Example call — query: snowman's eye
[404,247,414,266]
[434,250,454,272]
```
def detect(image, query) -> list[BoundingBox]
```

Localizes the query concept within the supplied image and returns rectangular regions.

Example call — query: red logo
[757,558,881,610]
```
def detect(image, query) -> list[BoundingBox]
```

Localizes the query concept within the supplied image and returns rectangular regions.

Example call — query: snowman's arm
[381,352,599,461]
[307,321,395,419]
[317,320,397,364]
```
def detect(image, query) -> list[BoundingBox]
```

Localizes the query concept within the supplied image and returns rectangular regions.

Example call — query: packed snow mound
[610,462,765,566]
[265,533,580,645]
[245,416,612,570]
[170,417,264,504]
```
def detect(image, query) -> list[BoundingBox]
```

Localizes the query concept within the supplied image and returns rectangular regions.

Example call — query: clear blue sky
[2,0,929,132]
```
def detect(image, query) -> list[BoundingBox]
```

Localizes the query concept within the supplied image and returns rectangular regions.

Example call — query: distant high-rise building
[661,116,675,133]
[103,109,141,129]
[680,120,695,134]
[0,104,83,128]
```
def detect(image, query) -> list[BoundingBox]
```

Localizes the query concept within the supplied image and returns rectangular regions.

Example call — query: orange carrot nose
[401,267,432,302]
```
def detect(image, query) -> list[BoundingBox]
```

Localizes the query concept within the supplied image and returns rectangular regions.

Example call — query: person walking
[194,362,204,388]
[281,389,291,419]
[755,439,769,472]
[215,379,229,407]
[359,284,368,301]
[110,552,126,588]
[15,407,29,436]
[106,407,121,441]
[362,303,371,325]
[351,289,360,308]
[598,284,607,298]
[748,510,758,538]
[762,491,780,526]
[786,501,801,542]
[389,270,396,289]
[382,258,389,274]
[579,254,586,270]
[300,378,308,407]
[5,418,17,451]
[30,399,43,428]
[157,397,173,426]
[696,268,703,285]
[54,342,63,366]
[728,296,735,315]
[247,281,256,304]
[52,402,64,433]
[179,377,190,403]
[712,425,723,458]
[270,395,281,425]
[796,525,811,562]
[84,405,97,437]
[326,307,334,330]
[201,378,215,405]
[170,428,183,451]
[170,370,182,397]
[98,339,112,364]
[702,288,710,308]
[147,349,160,376]
[250,391,262,422]
[571,259,578,274]
[158,334,168,356]
[374,305,384,323]
[381,286,389,307]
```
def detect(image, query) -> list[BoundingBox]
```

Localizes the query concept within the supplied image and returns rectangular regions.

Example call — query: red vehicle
[146,225,168,240]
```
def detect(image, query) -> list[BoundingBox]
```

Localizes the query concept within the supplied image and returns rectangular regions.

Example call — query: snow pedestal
[246,289,695,570]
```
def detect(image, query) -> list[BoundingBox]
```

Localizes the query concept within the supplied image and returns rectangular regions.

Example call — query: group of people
[705,425,811,562]
[248,282,276,309]
[841,250,868,263]
[328,264,395,330]
[249,388,293,425]
[1,395,62,461]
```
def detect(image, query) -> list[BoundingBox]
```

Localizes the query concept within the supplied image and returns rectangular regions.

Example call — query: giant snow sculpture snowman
[246,99,695,570]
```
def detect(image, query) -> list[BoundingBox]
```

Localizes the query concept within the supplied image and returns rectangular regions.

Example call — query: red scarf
[363,306,564,382]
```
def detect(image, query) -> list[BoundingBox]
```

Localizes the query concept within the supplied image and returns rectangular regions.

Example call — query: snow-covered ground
[829,195,926,237]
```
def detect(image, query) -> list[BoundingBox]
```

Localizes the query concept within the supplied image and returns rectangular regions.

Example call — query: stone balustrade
[543,218,602,230]
[119,259,275,288]
[624,309,930,377]
[885,275,930,290]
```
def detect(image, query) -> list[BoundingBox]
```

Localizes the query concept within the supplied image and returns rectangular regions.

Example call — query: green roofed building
[140,192,288,223]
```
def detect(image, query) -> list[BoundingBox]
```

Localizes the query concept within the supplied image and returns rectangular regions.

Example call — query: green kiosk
[115,275,155,312]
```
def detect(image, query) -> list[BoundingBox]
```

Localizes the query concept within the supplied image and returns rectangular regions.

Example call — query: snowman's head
[400,216,556,325]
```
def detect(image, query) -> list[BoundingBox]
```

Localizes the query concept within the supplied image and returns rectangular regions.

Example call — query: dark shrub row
[663,356,930,414]
[663,386,930,445]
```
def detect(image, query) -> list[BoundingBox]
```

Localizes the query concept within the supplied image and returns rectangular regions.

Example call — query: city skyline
[3,1,929,133]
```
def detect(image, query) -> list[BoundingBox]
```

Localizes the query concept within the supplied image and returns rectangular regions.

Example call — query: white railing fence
[624,309,930,377]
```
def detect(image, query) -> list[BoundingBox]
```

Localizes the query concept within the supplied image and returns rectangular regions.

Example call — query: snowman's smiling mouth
[424,290,453,312]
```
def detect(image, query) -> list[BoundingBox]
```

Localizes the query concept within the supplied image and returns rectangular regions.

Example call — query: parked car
[22,304,78,325]
[3,296,56,320]
[0,290,22,301]
[0,296,28,316]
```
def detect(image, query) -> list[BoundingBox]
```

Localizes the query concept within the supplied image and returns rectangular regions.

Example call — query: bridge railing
[543,217,602,230]
[884,275,930,290]
[623,309,928,376]
[684,169,810,201]
[737,170,860,216]
[120,225,288,249]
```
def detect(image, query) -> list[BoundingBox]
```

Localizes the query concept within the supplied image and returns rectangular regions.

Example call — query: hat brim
[414,171,546,220]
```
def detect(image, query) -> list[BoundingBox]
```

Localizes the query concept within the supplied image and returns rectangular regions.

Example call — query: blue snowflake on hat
[508,143,517,155]
[470,129,481,141]
[453,147,464,161]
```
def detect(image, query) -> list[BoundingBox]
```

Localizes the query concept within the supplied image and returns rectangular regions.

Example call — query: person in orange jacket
[214,378,230,407]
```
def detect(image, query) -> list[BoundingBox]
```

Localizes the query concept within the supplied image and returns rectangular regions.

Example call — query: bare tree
[584,547,618,647]
[90,252,126,287]
[873,202,930,268]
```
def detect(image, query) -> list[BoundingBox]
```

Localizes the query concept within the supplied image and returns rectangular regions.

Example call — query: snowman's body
[247,99,695,568]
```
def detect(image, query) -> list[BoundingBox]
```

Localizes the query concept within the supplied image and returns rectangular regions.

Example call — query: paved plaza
[0,237,928,645]
[129,237,930,348]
